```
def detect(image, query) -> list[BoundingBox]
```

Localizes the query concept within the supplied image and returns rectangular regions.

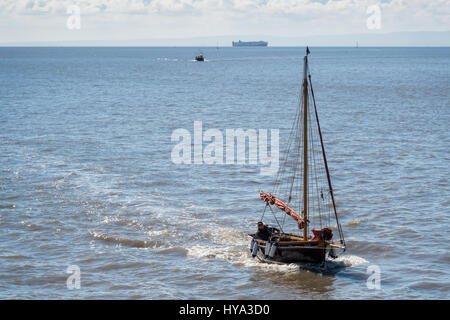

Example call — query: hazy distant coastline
[1,31,449,47]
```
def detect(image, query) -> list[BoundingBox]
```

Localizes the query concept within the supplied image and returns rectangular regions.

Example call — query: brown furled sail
[260,191,306,229]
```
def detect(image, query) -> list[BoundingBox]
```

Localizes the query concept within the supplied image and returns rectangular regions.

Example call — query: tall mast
[302,53,309,240]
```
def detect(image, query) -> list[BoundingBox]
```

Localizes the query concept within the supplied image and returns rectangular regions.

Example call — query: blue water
[0,47,449,299]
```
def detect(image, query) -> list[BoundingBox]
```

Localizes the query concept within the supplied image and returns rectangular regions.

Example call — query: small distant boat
[248,47,346,265]
[195,54,204,62]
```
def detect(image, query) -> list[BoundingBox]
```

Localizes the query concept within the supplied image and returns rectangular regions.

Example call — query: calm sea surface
[0,47,449,299]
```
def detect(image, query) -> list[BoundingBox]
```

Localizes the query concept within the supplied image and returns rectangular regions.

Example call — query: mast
[302,52,309,240]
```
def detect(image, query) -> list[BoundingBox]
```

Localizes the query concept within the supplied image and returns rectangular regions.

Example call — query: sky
[0,0,449,44]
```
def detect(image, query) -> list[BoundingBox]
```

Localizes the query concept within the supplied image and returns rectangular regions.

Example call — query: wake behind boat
[249,47,346,264]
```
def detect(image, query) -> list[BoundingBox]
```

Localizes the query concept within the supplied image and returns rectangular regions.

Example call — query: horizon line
[1,45,449,48]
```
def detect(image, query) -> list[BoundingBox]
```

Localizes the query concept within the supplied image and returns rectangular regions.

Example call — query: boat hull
[250,235,334,264]
[259,245,330,263]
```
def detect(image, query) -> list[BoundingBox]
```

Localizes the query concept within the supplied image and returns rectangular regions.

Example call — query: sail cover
[260,191,306,229]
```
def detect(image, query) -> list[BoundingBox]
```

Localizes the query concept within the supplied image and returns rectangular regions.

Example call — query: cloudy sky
[0,0,449,44]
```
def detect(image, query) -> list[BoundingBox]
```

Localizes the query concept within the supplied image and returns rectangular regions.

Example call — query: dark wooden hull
[256,244,329,263]
[249,234,334,264]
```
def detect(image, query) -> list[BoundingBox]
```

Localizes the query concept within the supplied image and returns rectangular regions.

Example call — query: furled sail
[260,191,306,229]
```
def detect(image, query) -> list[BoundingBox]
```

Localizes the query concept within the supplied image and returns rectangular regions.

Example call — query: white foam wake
[332,254,369,267]
[186,244,301,273]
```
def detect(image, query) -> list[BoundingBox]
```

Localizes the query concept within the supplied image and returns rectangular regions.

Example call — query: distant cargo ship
[232,40,268,47]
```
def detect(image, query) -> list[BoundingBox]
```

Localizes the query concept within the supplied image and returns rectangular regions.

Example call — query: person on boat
[255,222,279,241]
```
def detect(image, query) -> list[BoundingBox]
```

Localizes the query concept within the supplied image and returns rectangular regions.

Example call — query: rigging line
[309,74,340,237]
[273,99,301,193]
[281,205,287,230]
[273,131,296,195]
[310,86,328,229]
[279,180,290,230]
[288,111,303,203]
[306,95,312,227]
[268,204,284,234]
[277,96,304,226]
[297,106,304,225]
[308,93,317,228]
[282,137,301,231]
[309,96,323,229]
[309,74,345,247]
[260,202,268,222]
[275,67,306,234]
[287,134,299,201]
[311,101,330,228]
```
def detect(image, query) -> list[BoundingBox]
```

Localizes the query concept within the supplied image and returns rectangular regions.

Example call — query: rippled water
[0,47,449,299]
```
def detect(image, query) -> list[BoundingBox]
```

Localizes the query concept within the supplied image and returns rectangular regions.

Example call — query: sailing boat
[249,47,346,264]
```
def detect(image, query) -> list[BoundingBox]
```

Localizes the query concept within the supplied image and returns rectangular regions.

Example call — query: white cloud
[0,0,448,42]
